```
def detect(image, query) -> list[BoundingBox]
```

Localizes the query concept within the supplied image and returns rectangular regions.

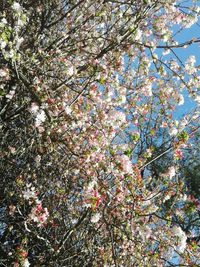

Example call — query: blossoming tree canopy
[0,0,200,266]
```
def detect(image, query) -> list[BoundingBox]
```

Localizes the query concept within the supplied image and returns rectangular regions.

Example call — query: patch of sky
[163,3,200,120]
[172,24,200,118]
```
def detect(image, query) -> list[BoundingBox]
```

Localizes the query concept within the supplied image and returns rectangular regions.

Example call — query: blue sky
[166,18,200,266]
[171,4,200,119]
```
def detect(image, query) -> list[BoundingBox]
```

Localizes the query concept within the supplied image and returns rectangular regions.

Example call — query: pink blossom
[116,154,132,174]
[0,68,9,79]
[84,181,102,209]
[29,204,49,226]
[30,103,39,114]
[174,149,183,160]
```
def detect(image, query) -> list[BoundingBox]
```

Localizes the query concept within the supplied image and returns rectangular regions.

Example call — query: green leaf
[124,149,132,157]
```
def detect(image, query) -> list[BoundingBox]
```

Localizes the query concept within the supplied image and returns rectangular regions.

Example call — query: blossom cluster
[23,184,49,227]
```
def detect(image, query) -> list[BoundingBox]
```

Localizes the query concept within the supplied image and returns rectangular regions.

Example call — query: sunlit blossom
[166,166,176,179]
[91,213,101,223]
[178,94,184,105]
[35,110,46,127]
[23,259,30,267]
[172,226,187,253]
[12,2,22,12]
[169,127,178,136]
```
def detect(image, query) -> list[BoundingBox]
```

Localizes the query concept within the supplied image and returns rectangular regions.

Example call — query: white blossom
[23,258,30,267]
[148,204,159,213]
[35,110,46,127]
[108,110,126,128]
[87,180,97,191]
[23,185,37,201]
[115,154,132,174]
[117,95,126,104]
[30,102,39,114]
[0,68,8,78]
[1,41,7,49]
[1,18,7,25]
[67,66,74,76]
[91,213,101,223]
[6,90,15,100]
[16,37,24,49]
[16,19,24,27]
[135,29,142,41]
[172,226,187,252]
[12,2,22,12]
[178,94,184,105]
[162,49,170,56]
[65,106,72,114]
[186,55,196,66]
[169,127,178,136]
[194,95,200,104]
[167,166,176,179]
[139,225,152,240]
[163,194,171,202]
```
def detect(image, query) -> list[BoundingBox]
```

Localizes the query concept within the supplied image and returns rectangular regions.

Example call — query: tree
[180,127,200,198]
[0,0,200,266]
